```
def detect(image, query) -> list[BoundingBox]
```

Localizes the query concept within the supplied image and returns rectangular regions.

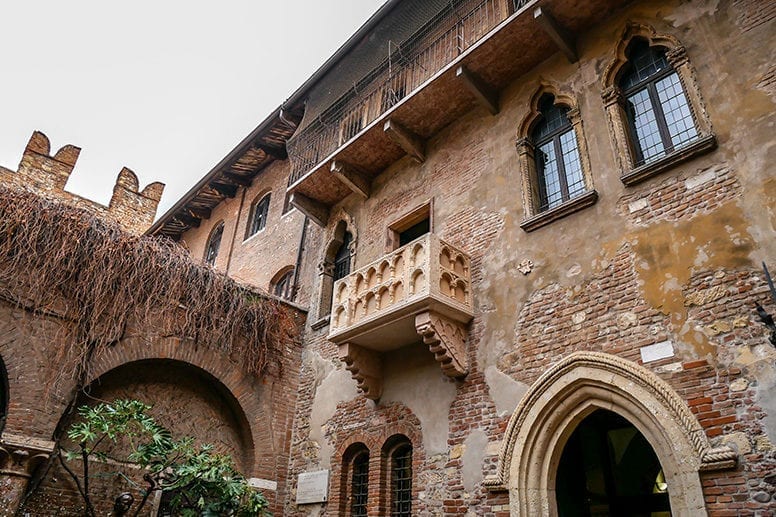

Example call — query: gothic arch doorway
[555,409,670,516]
[489,352,736,516]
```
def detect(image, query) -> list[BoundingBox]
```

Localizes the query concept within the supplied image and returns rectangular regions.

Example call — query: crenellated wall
[0,131,164,235]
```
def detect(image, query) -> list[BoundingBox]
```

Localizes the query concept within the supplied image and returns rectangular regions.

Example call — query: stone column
[0,433,55,516]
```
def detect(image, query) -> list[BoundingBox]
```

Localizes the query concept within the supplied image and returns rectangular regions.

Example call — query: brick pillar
[0,434,54,516]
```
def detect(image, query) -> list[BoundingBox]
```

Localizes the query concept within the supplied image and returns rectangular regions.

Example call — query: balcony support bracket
[533,7,578,63]
[384,119,425,163]
[338,343,383,400]
[290,192,330,227]
[456,66,499,115]
[331,160,371,199]
[415,311,468,379]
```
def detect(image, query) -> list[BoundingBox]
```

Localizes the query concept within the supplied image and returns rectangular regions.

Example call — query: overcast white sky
[0,1,385,217]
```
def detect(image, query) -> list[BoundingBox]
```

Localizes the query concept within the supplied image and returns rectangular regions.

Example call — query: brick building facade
[3,0,776,515]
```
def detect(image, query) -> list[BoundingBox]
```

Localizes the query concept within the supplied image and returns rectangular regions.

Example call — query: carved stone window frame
[601,23,716,186]
[312,209,358,329]
[516,83,598,232]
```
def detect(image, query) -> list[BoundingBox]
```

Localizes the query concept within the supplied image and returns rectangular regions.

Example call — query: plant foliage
[61,399,269,516]
[0,186,295,381]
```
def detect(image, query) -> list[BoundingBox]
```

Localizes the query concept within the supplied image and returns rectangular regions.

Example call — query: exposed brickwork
[733,0,776,33]
[618,164,742,226]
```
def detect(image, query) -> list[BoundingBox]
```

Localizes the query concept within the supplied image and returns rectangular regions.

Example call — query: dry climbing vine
[0,185,295,383]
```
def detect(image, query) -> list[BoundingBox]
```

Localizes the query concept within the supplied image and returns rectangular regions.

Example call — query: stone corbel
[415,311,468,378]
[338,343,383,400]
[0,433,54,479]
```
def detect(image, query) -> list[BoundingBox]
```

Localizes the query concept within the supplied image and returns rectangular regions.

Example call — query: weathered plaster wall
[283,1,775,515]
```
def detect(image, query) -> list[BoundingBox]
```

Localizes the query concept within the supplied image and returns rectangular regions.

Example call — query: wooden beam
[456,66,499,115]
[290,192,330,227]
[255,143,288,160]
[331,160,370,199]
[223,172,252,187]
[534,7,577,63]
[384,119,425,163]
[209,182,237,198]
[174,213,201,228]
[188,207,211,219]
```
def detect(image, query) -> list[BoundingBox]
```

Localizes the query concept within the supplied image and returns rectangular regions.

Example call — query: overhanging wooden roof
[147,107,302,239]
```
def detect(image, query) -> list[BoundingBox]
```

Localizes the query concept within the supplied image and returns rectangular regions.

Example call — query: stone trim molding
[485,352,736,515]
[601,22,716,183]
[515,82,597,224]
[415,310,468,378]
[0,433,54,479]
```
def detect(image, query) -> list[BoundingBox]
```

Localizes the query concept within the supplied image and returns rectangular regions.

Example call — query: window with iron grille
[247,194,271,238]
[334,231,353,281]
[620,39,698,167]
[350,451,369,517]
[391,443,412,517]
[204,222,224,266]
[273,269,295,301]
[531,95,585,212]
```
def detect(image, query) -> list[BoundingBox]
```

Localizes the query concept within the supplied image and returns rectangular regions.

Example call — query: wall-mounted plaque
[296,469,330,504]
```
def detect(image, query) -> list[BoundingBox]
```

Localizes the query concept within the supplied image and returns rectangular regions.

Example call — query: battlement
[0,131,165,235]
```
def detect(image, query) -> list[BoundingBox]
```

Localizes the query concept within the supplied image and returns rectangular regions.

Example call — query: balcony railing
[329,232,472,345]
[288,0,530,186]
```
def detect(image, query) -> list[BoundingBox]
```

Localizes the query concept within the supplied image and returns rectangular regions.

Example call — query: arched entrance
[555,409,670,516]
[0,355,7,433]
[488,352,737,516]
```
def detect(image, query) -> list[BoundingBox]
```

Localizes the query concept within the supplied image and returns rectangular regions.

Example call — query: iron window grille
[204,222,224,266]
[333,232,353,281]
[391,443,412,517]
[531,96,585,212]
[620,40,698,167]
[247,194,271,238]
[350,451,369,517]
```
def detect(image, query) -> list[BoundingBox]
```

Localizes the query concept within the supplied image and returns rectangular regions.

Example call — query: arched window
[349,447,370,517]
[333,231,353,281]
[601,24,715,185]
[530,94,586,212]
[272,268,295,301]
[246,194,271,238]
[516,87,597,232]
[204,222,224,266]
[619,39,698,167]
[389,442,412,517]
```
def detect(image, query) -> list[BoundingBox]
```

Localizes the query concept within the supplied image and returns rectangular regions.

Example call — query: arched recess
[84,336,272,474]
[488,352,736,516]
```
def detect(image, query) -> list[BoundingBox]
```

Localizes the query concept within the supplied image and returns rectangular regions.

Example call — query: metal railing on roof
[287,0,531,185]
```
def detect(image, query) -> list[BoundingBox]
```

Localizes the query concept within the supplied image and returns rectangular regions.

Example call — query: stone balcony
[328,233,473,399]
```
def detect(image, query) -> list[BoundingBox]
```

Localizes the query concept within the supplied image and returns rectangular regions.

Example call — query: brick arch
[0,354,7,434]
[86,336,269,474]
[488,351,737,516]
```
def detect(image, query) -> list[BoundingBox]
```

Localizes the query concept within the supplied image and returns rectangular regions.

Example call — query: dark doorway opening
[0,356,7,433]
[556,409,671,517]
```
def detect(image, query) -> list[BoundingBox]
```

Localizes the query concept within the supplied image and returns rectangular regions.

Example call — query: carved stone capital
[515,137,534,156]
[665,45,689,67]
[318,260,334,277]
[0,433,54,479]
[415,311,468,378]
[601,86,622,106]
[338,343,383,400]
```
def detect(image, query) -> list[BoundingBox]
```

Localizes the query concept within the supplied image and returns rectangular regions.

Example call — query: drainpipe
[291,216,309,302]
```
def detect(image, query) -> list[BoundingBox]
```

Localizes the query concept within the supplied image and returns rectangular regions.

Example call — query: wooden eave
[148,109,301,240]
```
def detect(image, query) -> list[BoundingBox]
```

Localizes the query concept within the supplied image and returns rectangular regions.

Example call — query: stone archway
[488,352,736,516]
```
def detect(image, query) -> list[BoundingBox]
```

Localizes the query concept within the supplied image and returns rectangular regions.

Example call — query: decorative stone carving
[0,433,53,479]
[415,311,468,378]
[517,259,533,275]
[338,343,383,400]
[485,352,737,515]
